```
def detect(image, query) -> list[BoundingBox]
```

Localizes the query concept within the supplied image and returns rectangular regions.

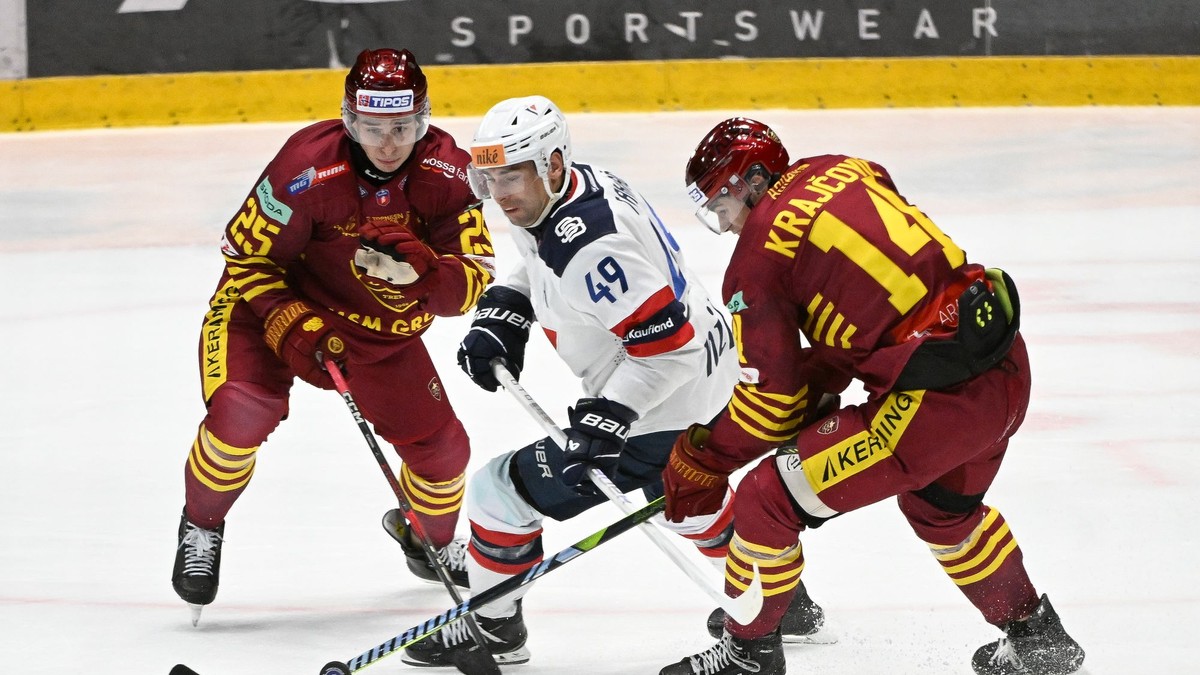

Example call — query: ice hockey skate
[401,600,530,667]
[972,594,1085,675]
[171,509,224,626]
[660,628,785,675]
[381,508,470,588]
[706,579,834,644]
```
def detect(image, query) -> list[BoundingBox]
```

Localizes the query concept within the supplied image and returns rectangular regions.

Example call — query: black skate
[382,509,469,589]
[972,594,1085,675]
[660,629,785,675]
[401,601,530,667]
[171,509,224,625]
[707,580,831,644]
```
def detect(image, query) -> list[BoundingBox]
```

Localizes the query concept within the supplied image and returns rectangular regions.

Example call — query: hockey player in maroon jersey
[659,119,1085,675]
[171,48,494,623]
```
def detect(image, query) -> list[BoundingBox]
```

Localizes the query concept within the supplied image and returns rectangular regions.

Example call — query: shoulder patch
[256,177,293,225]
[726,291,749,313]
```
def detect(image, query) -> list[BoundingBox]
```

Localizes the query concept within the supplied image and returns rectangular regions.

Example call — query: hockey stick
[325,361,501,675]
[322,496,667,673]
[489,359,764,625]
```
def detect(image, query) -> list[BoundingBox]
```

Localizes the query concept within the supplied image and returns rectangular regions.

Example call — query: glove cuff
[263,300,343,360]
[569,397,639,425]
[666,447,723,489]
[476,286,535,328]
[264,300,314,356]
[671,423,738,479]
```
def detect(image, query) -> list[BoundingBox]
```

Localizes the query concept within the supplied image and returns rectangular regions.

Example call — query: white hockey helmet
[467,95,572,204]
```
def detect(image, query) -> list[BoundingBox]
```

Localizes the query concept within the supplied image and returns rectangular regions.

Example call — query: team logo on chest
[554,217,586,243]
[376,189,391,206]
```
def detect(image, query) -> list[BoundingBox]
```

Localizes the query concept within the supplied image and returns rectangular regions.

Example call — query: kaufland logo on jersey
[356,89,415,114]
[627,316,675,341]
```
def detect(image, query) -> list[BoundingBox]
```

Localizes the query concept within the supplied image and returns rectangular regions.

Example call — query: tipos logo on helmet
[355,90,415,114]
[341,48,431,147]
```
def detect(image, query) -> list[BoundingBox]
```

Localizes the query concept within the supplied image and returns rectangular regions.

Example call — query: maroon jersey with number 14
[708,154,987,462]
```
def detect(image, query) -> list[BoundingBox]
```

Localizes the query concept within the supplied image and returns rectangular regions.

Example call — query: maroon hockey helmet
[684,118,789,233]
[342,48,431,146]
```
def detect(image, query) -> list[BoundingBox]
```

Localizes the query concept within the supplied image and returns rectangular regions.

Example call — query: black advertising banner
[28,0,1200,77]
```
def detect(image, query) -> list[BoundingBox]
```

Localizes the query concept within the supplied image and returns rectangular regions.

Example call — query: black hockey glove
[561,398,639,489]
[457,286,534,392]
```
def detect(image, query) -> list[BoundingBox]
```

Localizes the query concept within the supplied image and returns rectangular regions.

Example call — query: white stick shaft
[490,360,763,624]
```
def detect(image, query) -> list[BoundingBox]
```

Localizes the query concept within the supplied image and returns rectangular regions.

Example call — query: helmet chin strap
[522,163,572,229]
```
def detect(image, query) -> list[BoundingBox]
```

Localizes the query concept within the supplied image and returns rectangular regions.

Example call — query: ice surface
[1,106,1197,674]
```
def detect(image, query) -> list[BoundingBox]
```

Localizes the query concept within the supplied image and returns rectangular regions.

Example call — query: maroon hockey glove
[356,220,439,287]
[262,300,346,389]
[663,424,732,523]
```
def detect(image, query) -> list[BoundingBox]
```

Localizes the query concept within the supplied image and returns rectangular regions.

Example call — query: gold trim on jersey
[457,257,493,315]
[804,293,858,349]
[728,384,810,443]
[224,253,288,303]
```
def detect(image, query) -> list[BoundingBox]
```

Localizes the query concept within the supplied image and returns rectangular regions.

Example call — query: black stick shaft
[325,361,499,674]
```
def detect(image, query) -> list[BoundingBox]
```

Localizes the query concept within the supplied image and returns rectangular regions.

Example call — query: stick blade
[381,508,407,545]
[721,563,765,625]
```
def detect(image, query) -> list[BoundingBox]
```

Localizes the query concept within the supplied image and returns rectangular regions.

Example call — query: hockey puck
[170,666,201,675]
[319,661,352,675]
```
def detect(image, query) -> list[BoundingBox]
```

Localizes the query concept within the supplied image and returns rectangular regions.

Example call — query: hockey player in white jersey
[401,96,826,669]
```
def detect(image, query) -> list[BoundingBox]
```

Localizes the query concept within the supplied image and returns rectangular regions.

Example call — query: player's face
[354,115,423,172]
[699,193,751,234]
[477,162,550,228]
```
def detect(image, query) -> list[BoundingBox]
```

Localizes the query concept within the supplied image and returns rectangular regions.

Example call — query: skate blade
[188,603,203,627]
[404,647,530,669]
[492,646,530,665]
[783,629,838,645]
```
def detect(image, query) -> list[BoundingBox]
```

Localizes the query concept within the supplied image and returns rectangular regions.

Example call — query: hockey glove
[662,425,733,523]
[457,286,534,391]
[262,300,346,389]
[355,219,439,287]
[561,398,639,489]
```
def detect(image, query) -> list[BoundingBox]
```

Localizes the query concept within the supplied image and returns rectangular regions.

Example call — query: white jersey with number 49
[502,163,739,435]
